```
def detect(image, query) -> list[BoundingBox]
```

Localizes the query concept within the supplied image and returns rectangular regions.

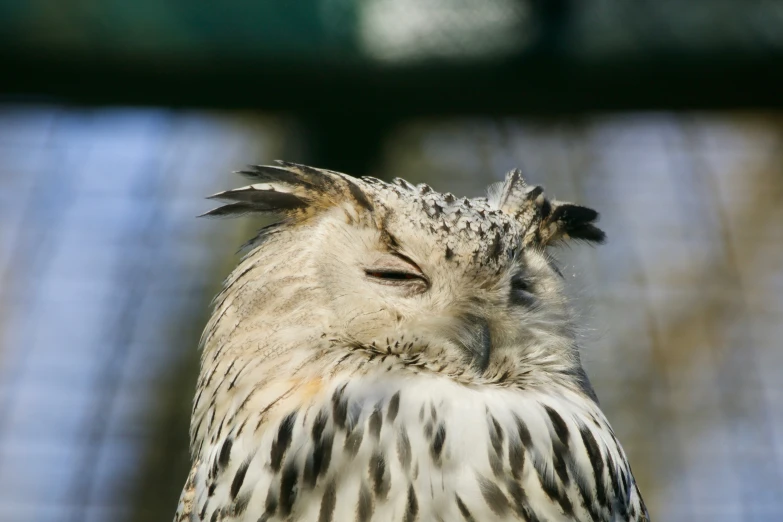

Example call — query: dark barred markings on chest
[197,385,647,522]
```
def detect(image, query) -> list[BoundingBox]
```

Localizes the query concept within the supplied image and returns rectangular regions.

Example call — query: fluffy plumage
[175,162,649,522]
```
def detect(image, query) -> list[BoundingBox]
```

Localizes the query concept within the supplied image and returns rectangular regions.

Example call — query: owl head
[203,162,604,398]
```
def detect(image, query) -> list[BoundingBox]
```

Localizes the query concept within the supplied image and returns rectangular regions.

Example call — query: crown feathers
[203,162,606,247]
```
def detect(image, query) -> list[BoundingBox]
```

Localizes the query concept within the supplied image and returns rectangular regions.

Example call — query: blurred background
[0,2,782,521]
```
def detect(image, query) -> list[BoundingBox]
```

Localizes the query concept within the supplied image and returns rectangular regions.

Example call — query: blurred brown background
[0,2,782,522]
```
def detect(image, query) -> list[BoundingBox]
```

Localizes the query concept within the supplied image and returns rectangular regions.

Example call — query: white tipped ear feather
[201,161,373,219]
[493,169,606,247]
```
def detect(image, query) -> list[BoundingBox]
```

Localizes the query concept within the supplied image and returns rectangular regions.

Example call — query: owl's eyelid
[364,252,430,288]
[364,268,429,289]
[365,269,423,280]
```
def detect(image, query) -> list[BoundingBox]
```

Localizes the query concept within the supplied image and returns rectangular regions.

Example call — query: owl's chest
[199,373,606,522]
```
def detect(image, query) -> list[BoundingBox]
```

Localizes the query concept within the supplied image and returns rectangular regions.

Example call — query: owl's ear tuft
[539,203,606,245]
[204,188,307,213]
[495,169,605,247]
[495,168,530,213]
[201,161,374,218]
[236,164,318,188]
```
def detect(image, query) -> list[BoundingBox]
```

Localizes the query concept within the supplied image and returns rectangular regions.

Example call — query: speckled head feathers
[204,161,605,263]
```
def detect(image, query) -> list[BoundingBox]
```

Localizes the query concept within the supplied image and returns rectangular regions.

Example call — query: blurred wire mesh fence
[0,107,282,522]
[0,107,781,522]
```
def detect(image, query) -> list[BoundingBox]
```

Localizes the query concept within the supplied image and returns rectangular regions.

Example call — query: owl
[175,162,650,522]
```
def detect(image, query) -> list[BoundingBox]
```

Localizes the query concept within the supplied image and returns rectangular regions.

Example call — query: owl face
[309,200,568,375]
[204,162,604,389]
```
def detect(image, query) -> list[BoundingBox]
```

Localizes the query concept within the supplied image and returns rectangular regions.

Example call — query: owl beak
[456,314,491,373]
